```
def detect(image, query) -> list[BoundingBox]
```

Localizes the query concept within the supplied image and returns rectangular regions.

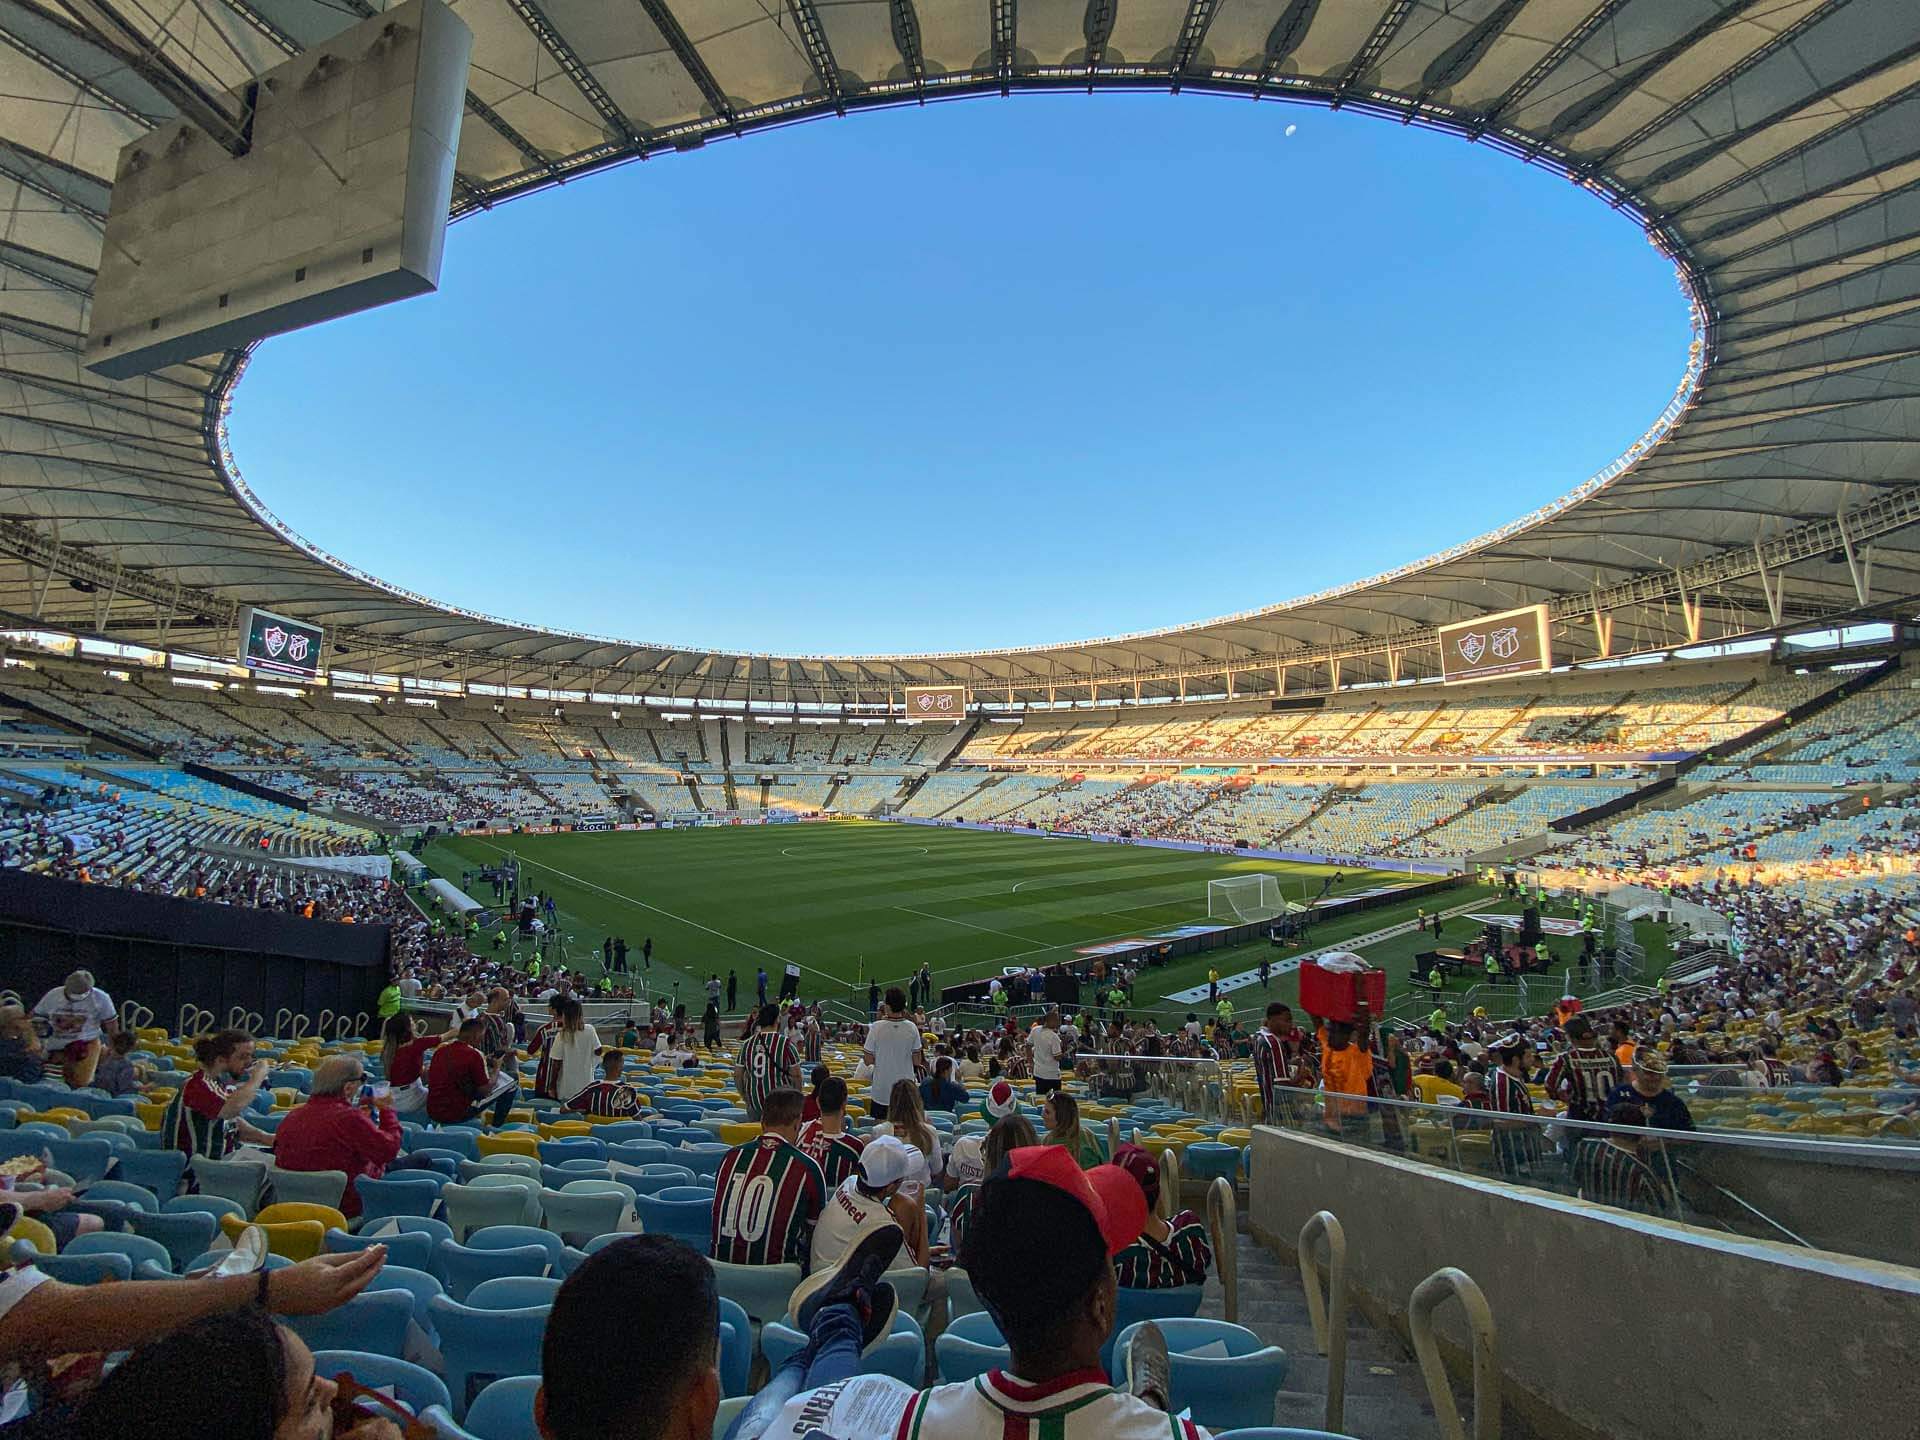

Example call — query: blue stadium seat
[327,1226,434,1274]
[436,1241,551,1303]
[762,1310,924,1386]
[1101,1285,1205,1377]
[365,1263,446,1339]
[67,1231,172,1273]
[289,1289,413,1359]
[634,1190,712,1249]
[460,1374,543,1440]
[312,1350,451,1419]
[465,1275,562,1310]
[427,1297,549,1418]
[1114,1319,1289,1431]
[935,1310,1008,1383]
[129,1209,218,1272]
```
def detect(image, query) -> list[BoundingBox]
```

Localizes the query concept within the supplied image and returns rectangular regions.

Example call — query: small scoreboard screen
[903,685,967,720]
[1438,604,1551,685]
[238,606,324,680]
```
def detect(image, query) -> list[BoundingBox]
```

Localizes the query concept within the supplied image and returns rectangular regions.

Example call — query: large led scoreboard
[1437,604,1551,684]
[902,685,967,720]
[238,607,324,680]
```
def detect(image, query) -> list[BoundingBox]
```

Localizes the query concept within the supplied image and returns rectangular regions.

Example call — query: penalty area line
[469,839,841,983]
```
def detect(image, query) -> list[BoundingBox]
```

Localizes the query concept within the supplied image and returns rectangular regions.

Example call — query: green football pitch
[420,820,1466,1013]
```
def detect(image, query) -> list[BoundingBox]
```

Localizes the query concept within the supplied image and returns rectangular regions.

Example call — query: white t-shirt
[864,1018,923,1103]
[767,1370,1210,1440]
[812,1176,898,1272]
[945,1132,988,1188]
[1029,1025,1063,1082]
[547,1025,601,1101]
[33,986,114,1045]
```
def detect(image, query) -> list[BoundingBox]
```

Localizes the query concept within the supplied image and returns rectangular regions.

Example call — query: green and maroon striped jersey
[798,1119,865,1192]
[1113,1209,1213,1290]
[736,1029,800,1115]
[711,1134,826,1267]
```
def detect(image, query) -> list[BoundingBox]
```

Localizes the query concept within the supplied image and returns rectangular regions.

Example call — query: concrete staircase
[1202,1218,1446,1437]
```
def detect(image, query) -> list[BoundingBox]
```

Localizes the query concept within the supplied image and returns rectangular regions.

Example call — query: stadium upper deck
[0,1,1915,706]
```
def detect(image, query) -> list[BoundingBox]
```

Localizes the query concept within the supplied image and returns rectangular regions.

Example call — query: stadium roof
[0,0,1916,706]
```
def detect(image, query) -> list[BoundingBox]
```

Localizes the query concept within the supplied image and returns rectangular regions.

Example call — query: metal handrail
[1409,1267,1499,1440]
[1154,1144,1180,1220]
[1671,1157,1813,1248]
[1298,1209,1348,1435]
[1205,1176,1238,1323]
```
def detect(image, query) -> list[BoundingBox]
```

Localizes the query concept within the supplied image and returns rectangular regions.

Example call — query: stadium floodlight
[1207,875,1285,924]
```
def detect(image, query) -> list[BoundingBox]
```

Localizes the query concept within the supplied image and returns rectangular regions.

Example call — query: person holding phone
[271,1055,403,1220]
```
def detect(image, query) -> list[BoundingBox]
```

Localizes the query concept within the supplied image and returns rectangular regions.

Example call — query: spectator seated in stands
[811,1136,928,1274]
[0,1208,387,1400]
[945,1112,1037,1256]
[731,1145,1179,1440]
[89,1029,145,1098]
[0,1005,45,1082]
[711,1088,827,1270]
[564,1046,646,1118]
[917,1056,968,1114]
[271,1055,405,1220]
[31,1266,400,1440]
[798,1076,867,1191]
[1109,1144,1213,1290]
[162,1029,276,1160]
[424,1016,517,1127]
[376,1012,440,1116]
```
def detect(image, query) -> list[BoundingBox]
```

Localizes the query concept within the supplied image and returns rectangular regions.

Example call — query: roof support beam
[1331,0,1414,107]
[1541,0,1769,149]
[60,0,252,154]
[1468,0,1627,138]
[784,0,844,112]
[463,92,553,178]
[0,15,154,125]
[887,0,926,92]
[991,0,1017,94]
[1166,0,1220,90]
[633,0,737,127]
[1415,0,1529,108]
[503,0,644,144]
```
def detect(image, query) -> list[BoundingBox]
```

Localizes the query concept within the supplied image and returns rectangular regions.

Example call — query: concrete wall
[1250,1126,1920,1440]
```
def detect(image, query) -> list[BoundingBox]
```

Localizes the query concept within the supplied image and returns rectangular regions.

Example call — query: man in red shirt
[272,1054,402,1218]
[426,1017,509,1125]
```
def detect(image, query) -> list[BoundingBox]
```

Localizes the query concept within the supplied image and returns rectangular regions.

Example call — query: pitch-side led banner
[902,685,967,720]
[1437,604,1550,684]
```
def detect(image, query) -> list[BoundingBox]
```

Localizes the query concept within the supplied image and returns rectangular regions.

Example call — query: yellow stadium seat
[5,1216,55,1254]
[29,1108,88,1128]
[540,1121,593,1140]
[221,1218,327,1262]
[716,1122,760,1146]
[476,1132,540,1160]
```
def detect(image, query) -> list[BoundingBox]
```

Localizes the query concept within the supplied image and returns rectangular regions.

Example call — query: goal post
[1207,874,1284,923]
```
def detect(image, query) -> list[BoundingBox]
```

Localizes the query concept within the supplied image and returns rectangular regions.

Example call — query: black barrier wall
[0,869,388,1027]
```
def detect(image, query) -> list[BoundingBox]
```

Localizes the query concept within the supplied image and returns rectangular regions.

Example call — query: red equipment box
[1298,959,1386,1022]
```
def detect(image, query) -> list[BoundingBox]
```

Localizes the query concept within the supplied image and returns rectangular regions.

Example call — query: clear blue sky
[230,94,1690,657]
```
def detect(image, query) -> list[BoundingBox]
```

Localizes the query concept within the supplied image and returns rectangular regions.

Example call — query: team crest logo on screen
[285,634,310,663]
[262,625,287,658]
[917,695,936,712]
[1490,626,1520,660]
[1456,632,1487,665]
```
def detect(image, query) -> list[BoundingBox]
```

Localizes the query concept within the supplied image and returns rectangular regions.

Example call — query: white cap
[859,1135,916,1188]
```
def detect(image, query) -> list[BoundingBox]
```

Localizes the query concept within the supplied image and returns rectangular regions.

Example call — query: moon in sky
[1285,123,1298,137]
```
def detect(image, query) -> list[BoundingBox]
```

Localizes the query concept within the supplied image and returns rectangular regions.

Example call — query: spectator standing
[1604,1050,1696,1131]
[727,970,738,1012]
[1544,1016,1624,1126]
[711,1088,826,1269]
[1029,1010,1065,1097]
[736,1004,803,1121]
[862,989,923,1121]
[1569,1101,1674,1215]
[31,970,116,1088]
[271,1054,403,1219]
[377,1013,440,1116]
[546,997,601,1103]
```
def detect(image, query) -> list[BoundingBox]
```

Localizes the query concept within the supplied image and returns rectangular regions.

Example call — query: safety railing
[1298,1209,1348,1435]
[1410,1267,1500,1440]
[1075,1052,1231,1121]
[1252,1085,1919,1264]
[1205,1176,1239,1324]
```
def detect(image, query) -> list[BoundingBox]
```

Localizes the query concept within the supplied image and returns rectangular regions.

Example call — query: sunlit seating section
[1183,781,1327,847]
[1398,782,1635,858]
[1288,781,1488,854]
[828,776,905,814]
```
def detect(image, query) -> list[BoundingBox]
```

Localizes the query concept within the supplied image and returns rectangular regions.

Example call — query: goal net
[1207,874,1285,923]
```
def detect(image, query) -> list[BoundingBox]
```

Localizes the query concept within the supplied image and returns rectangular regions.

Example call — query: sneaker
[789,1223,905,1330]
[208,1224,269,1277]
[1123,1321,1172,1411]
